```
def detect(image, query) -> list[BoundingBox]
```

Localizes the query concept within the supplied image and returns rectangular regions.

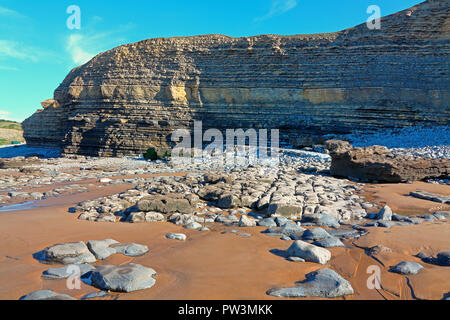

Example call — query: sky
[0,0,422,122]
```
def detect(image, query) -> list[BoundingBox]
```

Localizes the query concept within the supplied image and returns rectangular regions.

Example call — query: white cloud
[254,0,298,22]
[66,34,96,65]
[0,6,26,18]
[0,40,39,62]
[65,23,135,66]
[0,110,10,116]
[0,65,18,71]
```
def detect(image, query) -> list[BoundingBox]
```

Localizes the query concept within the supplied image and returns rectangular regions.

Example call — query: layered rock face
[23,0,449,156]
[326,140,450,182]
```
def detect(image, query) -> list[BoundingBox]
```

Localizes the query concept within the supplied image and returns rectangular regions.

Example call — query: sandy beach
[0,174,449,300]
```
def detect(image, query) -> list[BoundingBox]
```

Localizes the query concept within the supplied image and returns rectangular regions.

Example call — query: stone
[238,215,257,227]
[19,290,76,300]
[274,216,289,227]
[437,251,450,266]
[111,243,149,257]
[327,141,450,183]
[390,261,424,275]
[81,291,110,300]
[313,237,345,248]
[433,211,450,220]
[166,233,187,241]
[287,257,305,262]
[23,2,449,157]
[137,194,195,214]
[267,269,354,298]
[90,263,157,293]
[257,218,277,227]
[87,239,119,260]
[302,214,340,228]
[369,245,392,256]
[376,205,393,221]
[286,240,331,265]
[42,264,95,280]
[302,228,332,241]
[267,203,303,218]
[35,241,97,265]
[184,221,202,230]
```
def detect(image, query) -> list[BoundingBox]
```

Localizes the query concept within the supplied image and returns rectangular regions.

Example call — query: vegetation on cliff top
[0,120,24,146]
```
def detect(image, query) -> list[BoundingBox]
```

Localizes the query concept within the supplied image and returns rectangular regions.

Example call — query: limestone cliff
[23,0,449,156]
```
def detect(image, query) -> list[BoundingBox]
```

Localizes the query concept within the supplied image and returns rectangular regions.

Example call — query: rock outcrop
[23,0,449,156]
[326,140,450,182]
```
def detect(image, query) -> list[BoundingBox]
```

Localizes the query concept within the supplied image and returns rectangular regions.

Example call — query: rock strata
[326,140,450,183]
[23,0,450,156]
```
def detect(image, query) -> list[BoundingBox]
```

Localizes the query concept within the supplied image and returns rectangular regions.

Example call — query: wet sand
[362,182,450,214]
[0,180,449,300]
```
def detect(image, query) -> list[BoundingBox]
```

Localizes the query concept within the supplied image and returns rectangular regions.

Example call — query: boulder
[376,206,393,221]
[302,228,332,241]
[238,215,257,227]
[137,194,195,214]
[166,233,187,241]
[390,261,424,275]
[286,240,331,265]
[19,290,76,300]
[90,263,157,293]
[35,241,96,265]
[111,243,149,257]
[87,239,119,260]
[42,264,95,280]
[326,140,450,183]
[267,268,354,298]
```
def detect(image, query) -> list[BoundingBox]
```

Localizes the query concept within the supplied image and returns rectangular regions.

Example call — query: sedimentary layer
[23,0,449,156]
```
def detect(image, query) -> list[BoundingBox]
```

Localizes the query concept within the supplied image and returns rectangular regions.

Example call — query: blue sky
[0,0,422,122]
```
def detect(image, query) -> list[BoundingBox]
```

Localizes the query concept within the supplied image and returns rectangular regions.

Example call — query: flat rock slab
[42,264,95,280]
[302,228,332,241]
[87,239,119,260]
[166,233,187,241]
[19,290,76,300]
[81,291,110,300]
[90,263,157,293]
[390,261,424,275]
[34,241,96,265]
[286,240,331,265]
[267,268,354,298]
[111,243,149,257]
[313,237,345,248]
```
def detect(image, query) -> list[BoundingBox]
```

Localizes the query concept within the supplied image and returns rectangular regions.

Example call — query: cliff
[23,0,449,156]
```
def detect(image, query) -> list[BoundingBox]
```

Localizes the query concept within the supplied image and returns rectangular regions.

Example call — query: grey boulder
[42,264,95,280]
[313,237,345,248]
[111,243,149,257]
[302,228,332,241]
[35,241,96,265]
[267,269,354,298]
[87,239,119,260]
[166,233,187,241]
[390,261,424,275]
[376,205,393,221]
[90,263,157,293]
[286,240,331,265]
[19,290,76,300]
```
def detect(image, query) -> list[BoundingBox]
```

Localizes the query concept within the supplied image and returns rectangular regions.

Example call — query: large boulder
[35,241,97,265]
[90,263,157,293]
[137,194,195,214]
[19,290,76,300]
[286,240,331,265]
[390,261,424,275]
[267,268,354,298]
[325,140,450,183]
